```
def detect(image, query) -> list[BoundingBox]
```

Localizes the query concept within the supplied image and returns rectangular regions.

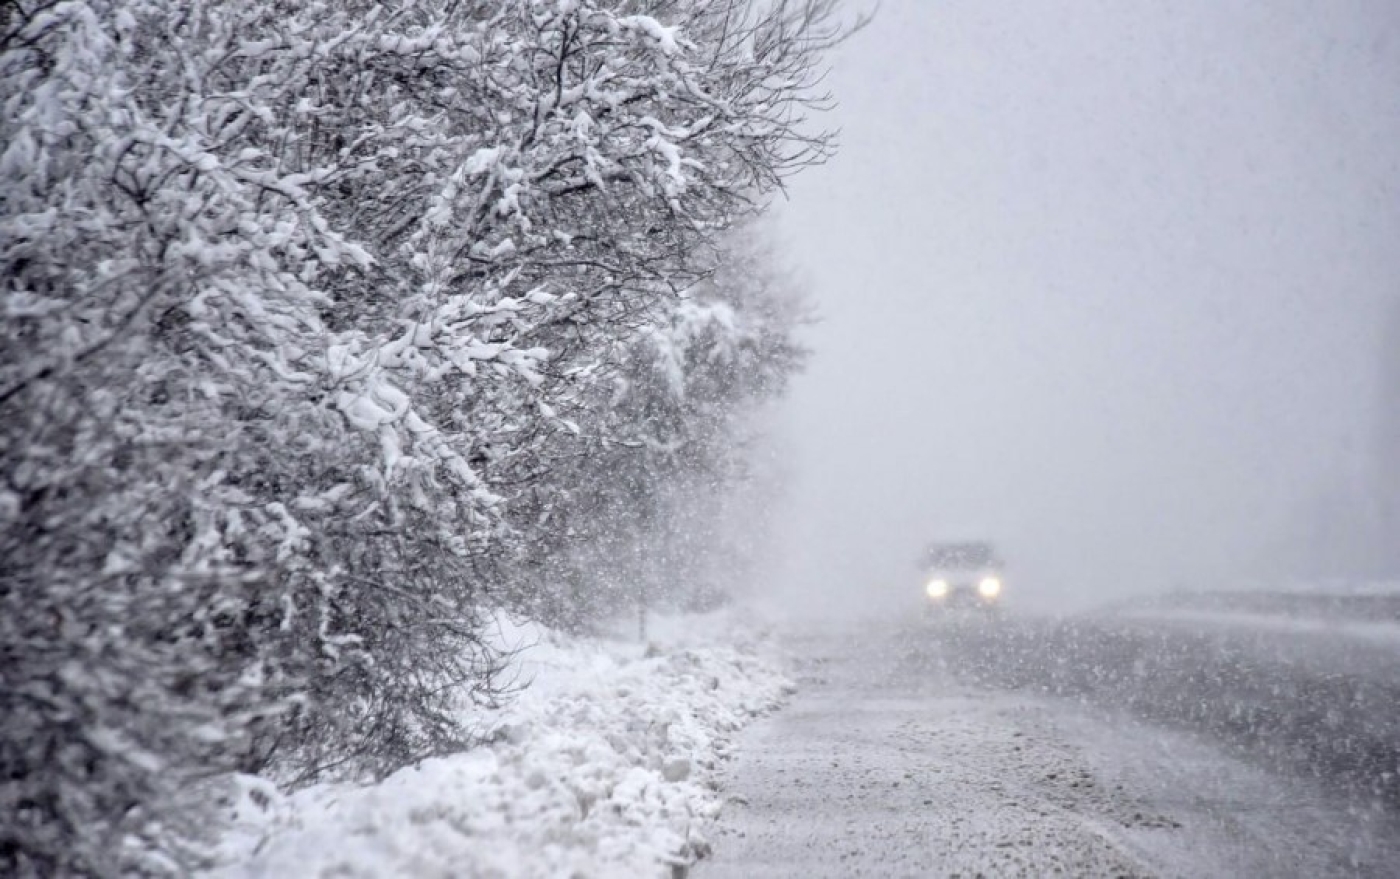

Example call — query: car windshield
[923,542,1000,570]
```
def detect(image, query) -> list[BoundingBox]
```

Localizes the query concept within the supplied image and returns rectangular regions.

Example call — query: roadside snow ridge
[209,611,791,878]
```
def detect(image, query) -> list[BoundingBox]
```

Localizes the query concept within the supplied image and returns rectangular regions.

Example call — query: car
[920,540,1005,614]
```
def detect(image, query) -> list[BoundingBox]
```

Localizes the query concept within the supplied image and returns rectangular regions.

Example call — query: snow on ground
[700,622,1163,877]
[206,607,792,878]
[1115,606,1400,644]
[700,617,1400,878]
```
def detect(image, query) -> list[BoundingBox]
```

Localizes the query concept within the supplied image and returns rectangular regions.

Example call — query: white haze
[764,0,1400,616]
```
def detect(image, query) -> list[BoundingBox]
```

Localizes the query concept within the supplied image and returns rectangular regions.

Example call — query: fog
[766,0,1400,616]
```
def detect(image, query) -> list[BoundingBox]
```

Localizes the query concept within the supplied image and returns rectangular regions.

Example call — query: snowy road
[951,607,1400,811]
[700,615,1400,878]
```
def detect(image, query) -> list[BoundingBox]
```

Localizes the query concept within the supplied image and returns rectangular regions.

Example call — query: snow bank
[1119,606,1400,645]
[207,608,792,878]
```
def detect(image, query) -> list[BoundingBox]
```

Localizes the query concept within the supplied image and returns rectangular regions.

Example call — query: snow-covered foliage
[206,609,791,878]
[1,0,849,874]
[516,229,811,623]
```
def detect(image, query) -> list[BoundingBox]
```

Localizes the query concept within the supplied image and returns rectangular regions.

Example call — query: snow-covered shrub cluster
[1,0,848,874]
[208,611,792,878]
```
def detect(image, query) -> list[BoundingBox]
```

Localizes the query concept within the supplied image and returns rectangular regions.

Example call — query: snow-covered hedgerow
[208,611,792,878]
[2,0,852,873]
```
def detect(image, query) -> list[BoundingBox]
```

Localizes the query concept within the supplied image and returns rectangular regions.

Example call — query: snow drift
[208,610,792,878]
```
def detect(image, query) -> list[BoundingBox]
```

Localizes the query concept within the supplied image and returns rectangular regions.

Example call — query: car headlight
[926,579,949,599]
[978,577,1002,598]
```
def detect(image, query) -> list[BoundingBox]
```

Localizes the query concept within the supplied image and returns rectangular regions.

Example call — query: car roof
[921,541,1001,568]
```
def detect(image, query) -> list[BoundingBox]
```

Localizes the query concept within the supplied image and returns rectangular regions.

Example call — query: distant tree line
[0,1,854,873]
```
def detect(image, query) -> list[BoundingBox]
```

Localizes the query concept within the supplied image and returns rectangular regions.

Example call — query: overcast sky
[764,0,1400,614]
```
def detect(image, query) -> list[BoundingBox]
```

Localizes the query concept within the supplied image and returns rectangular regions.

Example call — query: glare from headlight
[926,579,949,599]
[978,577,1002,598]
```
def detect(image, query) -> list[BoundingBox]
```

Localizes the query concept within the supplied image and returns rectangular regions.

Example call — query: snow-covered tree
[1,0,853,873]
[514,227,811,624]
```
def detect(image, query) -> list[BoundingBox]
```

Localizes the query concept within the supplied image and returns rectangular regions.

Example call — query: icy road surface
[701,616,1400,878]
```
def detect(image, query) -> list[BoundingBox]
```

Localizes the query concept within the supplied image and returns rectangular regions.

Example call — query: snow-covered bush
[1,0,851,874]
[520,229,811,624]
